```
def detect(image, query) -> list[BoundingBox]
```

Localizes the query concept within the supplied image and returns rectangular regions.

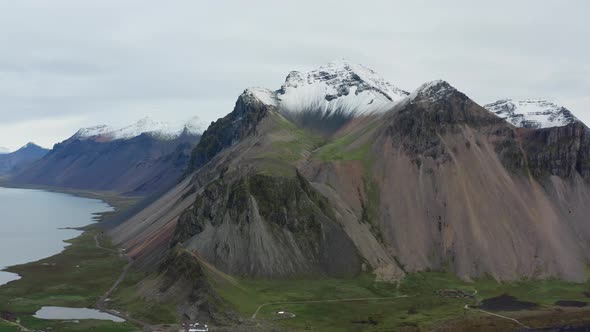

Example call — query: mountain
[0,147,10,154]
[11,117,203,195]
[109,62,590,322]
[484,99,578,128]
[0,143,49,176]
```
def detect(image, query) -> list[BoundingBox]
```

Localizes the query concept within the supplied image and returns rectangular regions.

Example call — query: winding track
[463,294,531,330]
[94,234,155,331]
[0,317,29,331]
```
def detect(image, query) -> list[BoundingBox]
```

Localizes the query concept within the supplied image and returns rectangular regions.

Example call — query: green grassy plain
[0,320,19,332]
[0,226,137,331]
[208,269,590,331]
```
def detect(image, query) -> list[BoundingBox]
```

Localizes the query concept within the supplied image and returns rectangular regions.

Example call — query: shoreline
[0,180,141,215]
[0,185,141,331]
[0,184,139,286]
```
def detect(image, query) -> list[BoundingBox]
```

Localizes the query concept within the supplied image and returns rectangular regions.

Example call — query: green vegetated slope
[313,118,379,164]
[107,269,179,325]
[265,112,324,163]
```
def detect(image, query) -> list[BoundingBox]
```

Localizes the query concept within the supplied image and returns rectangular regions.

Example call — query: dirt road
[94,234,155,331]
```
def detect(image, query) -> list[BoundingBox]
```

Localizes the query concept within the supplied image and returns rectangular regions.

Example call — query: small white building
[187,322,208,332]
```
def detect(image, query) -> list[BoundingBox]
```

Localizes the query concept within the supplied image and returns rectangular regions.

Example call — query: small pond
[34,306,124,322]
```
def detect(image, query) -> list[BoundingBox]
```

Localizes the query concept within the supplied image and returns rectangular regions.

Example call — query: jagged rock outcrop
[173,171,361,278]
[137,245,234,323]
[385,80,504,162]
[520,122,590,179]
[188,89,274,171]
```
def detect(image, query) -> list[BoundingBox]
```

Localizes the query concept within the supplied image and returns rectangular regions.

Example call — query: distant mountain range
[73,116,204,141]
[108,60,590,322]
[9,117,203,195]
[0,143,49,176]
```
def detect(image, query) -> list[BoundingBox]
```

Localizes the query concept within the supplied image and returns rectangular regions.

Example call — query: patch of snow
[245,59,409,117]
[0,147,11,154]
[113,117,178,140]
[278,59,409,116]
[245,87,278,106]
[73,125,112,139]
[73,116,205,141]
[183,116,207,135]
[484,99,578,129]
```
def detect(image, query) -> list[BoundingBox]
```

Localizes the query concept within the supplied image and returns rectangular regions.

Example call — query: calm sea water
[0,187,112,285]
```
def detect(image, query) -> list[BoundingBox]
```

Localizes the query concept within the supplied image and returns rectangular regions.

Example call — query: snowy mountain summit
[484,99,578,129]
[408,80,458,103]
[247,59,409,118]
[73,116,205,141]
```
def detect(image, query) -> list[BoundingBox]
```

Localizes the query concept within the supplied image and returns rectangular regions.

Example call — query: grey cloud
[0,0,588,150]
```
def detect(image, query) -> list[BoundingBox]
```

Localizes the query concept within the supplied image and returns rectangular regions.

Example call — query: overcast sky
[0,1,588,151]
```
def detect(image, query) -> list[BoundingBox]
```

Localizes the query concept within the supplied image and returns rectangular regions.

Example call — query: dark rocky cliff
[520,122,590,179]
[172,171,361,278]
[188,89,273,171]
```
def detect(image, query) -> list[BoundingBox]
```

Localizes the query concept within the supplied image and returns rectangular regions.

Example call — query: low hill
[0,143,48,176]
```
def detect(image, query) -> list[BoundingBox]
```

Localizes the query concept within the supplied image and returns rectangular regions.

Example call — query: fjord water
[0,187,112,285]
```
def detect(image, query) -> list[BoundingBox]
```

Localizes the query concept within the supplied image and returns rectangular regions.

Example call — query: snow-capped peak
[484,99,578,129]
[277,59,409,115]
[244,60,409,118]
[113,117,175,139]
[73,116,205,141]
[408,80,456,102]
